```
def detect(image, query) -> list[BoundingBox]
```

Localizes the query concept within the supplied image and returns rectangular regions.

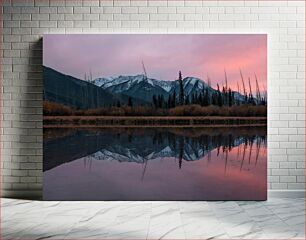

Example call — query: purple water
[43,127,267,200]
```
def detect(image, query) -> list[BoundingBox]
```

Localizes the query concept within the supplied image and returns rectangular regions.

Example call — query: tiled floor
[2,197,305,239]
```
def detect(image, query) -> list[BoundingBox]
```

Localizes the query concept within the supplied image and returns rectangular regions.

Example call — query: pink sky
[43,34,267,92]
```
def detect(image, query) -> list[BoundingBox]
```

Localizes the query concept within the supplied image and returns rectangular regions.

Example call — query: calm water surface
[43,127,267,200]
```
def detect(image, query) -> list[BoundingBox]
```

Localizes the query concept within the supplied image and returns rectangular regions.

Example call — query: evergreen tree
[228,88,232,107]
[116,100,121,108]
[160,95,165,108]
[178,71,185,105]
[167,95,171,108]
[203,88,209,106]
[157,95,161,108]
[198,93,203,105]
[191,93,195,104]
[222,86,227,106]
[128,97,133,107]
[185,96,190,105]
[207,88,210,105]
[212,93,217,105]
[172,90,176,108]
[152,95,157,108]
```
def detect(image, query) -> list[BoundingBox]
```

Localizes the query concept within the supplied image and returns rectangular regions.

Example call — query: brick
[4,35,21,43]
[21,6,39,13]
[74,21,90,28]
[288,183,305,189]
[90,21,107,28]
[121,20,139,28]
[12,0,34,6]
[272,169,289,176]
[35,0,49,6]
[210,21,234,28]
[3,6,21,13]
[140,21,158,28]
[90,7,104,13]
[139,6,157,14]
[103,7,121,14]
[114,14,130,21]
[121,7,138,14]
[31,14,49,20]
[57,6,73,13]
[148,0,167,7]
[83,0,99,6]
[130,14,149,21]
[65,14,83,20]
[114,1,130,6]
[39,6,57,13]
[99,0,113,6]
[21,21,39,28]
[12,14,31,20]
[289,169,305,176]
[185,14,202,21]
[176,7,196,14]
[12,28,31,35]
[150,14,167,21]
[280,176,296,183]
[57,21,73,28]
[49,14,65,20]
[99,14,113,20]
[158,7,176,14]
[168,14,184,21]
[3,21,20,28]
[39,21,57,28]
[280,162,296,169]
[73,7,91,14]
[49,0,65,6]
[83,13,99,20]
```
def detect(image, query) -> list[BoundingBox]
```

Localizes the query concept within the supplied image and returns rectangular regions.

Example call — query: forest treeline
[44,70,267,117]
[44,101,266,117]
[121,71,266,109]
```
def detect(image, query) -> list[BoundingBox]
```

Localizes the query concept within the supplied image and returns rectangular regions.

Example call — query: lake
[43,127,267,200]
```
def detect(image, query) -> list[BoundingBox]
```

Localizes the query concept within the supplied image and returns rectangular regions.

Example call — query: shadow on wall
[4,38,43,200]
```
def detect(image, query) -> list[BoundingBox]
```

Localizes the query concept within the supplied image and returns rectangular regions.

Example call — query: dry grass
[44,101,267,117]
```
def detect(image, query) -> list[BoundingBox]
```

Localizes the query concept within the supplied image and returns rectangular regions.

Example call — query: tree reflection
[44,127,267,172]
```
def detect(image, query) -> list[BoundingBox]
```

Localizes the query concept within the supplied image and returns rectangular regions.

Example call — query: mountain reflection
[43,127,266,172]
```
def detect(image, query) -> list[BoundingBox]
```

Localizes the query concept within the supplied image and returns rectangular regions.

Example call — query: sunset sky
[43,34,267,92]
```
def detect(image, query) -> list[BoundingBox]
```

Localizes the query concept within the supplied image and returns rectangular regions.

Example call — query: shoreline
[43,124,267,128]
[43,116,267,128]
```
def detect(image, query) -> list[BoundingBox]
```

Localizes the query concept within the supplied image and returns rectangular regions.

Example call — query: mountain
[44,66,257,109]
[92,74,173,92]
[43,67,148,109]
[92,75,171,104]
[92,74,249,105]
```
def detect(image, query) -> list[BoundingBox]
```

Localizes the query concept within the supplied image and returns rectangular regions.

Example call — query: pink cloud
[43,34,267,91]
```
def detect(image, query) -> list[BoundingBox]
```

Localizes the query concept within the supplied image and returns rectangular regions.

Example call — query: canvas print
[43,34,267,200]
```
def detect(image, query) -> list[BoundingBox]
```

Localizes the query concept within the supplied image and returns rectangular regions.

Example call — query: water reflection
[43,127,267,200]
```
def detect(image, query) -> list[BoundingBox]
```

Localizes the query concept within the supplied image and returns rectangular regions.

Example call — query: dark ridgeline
[43,66,267,113]
[43,127,267,171]
[43,66,117,109]
[43,66,147,110]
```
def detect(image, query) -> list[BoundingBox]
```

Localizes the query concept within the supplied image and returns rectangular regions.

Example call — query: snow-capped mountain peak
[92,74,174,93]
[90,77,115,87]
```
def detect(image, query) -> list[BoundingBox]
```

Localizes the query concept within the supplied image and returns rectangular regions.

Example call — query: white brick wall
[1,0,305,197]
